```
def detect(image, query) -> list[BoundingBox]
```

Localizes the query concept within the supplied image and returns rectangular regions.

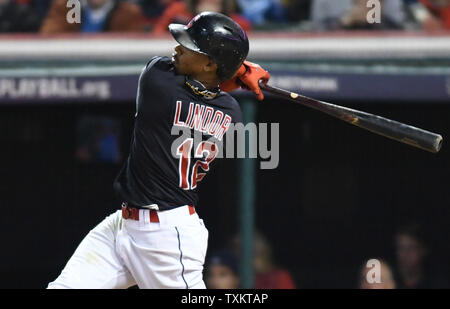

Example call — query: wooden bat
[259,82,443,153]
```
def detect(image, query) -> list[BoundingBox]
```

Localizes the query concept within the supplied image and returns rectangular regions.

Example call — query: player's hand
[219,64,247,93]
[239,61,270,101]
[220,60,270,101]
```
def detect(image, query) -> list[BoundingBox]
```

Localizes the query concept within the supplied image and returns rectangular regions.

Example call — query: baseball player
[48,11,270,289]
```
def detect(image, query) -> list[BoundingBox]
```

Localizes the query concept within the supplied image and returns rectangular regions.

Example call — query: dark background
[1,97,449,288]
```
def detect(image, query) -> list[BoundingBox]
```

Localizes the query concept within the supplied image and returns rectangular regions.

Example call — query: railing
[0,31,449,61]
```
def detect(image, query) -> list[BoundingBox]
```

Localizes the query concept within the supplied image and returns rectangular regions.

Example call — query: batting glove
[220,60,270,101]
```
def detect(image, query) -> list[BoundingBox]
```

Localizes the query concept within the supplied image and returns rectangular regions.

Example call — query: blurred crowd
[205,231,297,289]
[1,0,449,34]
[357,223,450,289]
[205,223,450,289]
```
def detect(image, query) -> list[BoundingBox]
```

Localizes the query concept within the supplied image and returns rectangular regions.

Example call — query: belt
[121,203,195,223]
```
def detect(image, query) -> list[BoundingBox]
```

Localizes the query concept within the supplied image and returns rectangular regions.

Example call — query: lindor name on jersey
[172,100,232,141]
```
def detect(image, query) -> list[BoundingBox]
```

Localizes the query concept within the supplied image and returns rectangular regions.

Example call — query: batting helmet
[169,11,249,81]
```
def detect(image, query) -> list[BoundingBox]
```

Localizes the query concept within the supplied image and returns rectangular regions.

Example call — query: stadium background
[1,1,450,289]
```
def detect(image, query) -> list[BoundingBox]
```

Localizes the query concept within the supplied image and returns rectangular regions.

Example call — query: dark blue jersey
[114,56,243,211]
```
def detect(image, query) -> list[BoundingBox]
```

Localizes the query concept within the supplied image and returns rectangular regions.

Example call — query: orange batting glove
[219,64,246,93]
[220,60,270,101]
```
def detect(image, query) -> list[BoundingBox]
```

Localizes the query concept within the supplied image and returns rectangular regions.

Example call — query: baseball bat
[259,82,443,153]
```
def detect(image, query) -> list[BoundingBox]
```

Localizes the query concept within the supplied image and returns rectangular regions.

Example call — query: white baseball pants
[47,206,209,289]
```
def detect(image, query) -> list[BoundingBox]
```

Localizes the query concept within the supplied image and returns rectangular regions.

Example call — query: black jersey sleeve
[135,56,161,117]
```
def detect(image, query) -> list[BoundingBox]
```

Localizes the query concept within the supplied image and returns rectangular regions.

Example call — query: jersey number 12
[176,138,218,190]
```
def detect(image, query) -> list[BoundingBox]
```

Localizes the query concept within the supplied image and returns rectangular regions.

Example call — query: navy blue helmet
[169,11,249,81]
